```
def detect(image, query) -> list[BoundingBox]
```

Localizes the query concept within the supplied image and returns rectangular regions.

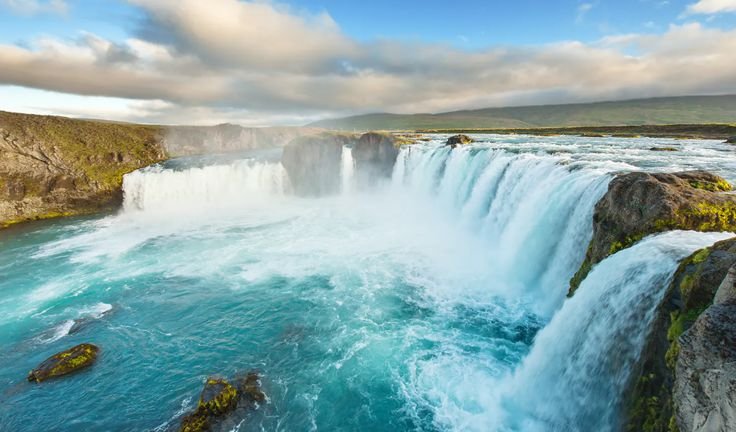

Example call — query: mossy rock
[179,373,266,432]
[569,171,736,296]
[27,343,99,382]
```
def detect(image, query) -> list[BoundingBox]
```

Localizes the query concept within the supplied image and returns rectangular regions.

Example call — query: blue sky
[0,0,735,125]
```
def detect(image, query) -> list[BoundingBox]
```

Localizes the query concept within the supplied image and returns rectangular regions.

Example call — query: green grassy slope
[310,95,736,130]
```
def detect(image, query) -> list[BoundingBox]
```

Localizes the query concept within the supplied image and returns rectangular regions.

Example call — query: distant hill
[310,95,736,131]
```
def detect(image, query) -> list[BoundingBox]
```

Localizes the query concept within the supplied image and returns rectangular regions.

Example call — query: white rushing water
[122,159,289,212]
[341,145,355,194]
[9,135,732,431]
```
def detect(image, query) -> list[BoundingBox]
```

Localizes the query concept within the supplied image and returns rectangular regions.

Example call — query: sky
[0,0,736,126]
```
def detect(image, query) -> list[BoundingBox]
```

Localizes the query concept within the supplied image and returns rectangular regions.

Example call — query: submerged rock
[446,134,473,148]
[179,373,266,432]
[27,343,99,382]
[650,146,679,152]
[569,171,736,295]
[238,372,266,404]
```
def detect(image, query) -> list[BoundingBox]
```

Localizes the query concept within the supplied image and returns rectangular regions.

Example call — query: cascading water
[122,158,289,212]
[1,135,734,432]
[341,145,355,194]
[392,145,611,314]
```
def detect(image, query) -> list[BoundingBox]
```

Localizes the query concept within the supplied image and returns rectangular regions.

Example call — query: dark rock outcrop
[726,136,736,144]
[650,147,679,152]
[446,134,473,148]
[0,111,167,227]
[674,263,736,432]
[281,133,353,196]
[28,343,99,382]
[624,238,736,432]
[352,132,400,187]
[179,373,265,432]
[569,171,736,295]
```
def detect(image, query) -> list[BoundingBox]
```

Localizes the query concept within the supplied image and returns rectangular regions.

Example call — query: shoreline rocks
[569,171,736,295]
[28,343,99,383]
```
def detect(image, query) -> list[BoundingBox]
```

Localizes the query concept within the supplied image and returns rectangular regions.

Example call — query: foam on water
[1,136,734,431]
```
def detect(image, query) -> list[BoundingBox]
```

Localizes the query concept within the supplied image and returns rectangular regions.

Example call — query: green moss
[609,233,646,255]
[669,415,679,432]
[28,343,99,382]
[688,179,733,192]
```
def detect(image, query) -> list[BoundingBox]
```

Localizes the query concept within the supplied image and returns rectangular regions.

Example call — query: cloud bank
[0,0,735,125]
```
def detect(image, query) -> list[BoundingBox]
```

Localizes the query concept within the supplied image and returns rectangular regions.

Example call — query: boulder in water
[179,373,266,432]
[569,171,736,295]
[650,146,679,152]
[725,136,736,144]
[446,134,473,148]
[238,372,266,404]
[27,343,99,382]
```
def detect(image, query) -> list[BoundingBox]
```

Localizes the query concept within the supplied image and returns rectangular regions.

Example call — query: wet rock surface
[27,343,99,383]
[179,373,266,432]
[570,171,736,295]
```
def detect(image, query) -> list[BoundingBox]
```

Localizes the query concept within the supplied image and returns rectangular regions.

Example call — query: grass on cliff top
[0,111,166,190]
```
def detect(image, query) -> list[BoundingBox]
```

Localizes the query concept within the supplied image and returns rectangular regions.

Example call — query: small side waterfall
[341,145,355,194]
[496,231,734,432]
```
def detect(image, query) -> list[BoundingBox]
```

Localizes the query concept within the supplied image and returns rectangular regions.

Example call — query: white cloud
[577,3,594,23]
[1,0,67,15]
[686,0,736,14]
[1,0,736,125]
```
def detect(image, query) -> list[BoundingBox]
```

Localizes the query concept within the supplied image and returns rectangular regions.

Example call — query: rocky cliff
[624,238,736,432]
[0,111,167,227]
[281,131,407,196]
[569,171,736,295]
[0,111,324,227]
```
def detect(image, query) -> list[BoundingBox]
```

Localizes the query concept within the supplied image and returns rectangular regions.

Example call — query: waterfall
[341,145,355,194]
[391,145,612,313]
[495,230,734,432]
[122,159,288,212]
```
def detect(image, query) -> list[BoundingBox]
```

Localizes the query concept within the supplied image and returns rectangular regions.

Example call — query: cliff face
[675,262,736,432]
[624,238,736,432]
[281,132,406,196]
[569,171,736,295]
[0,111,167,227]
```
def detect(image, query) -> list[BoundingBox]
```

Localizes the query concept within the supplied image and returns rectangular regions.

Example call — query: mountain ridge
[309,95,736,130]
